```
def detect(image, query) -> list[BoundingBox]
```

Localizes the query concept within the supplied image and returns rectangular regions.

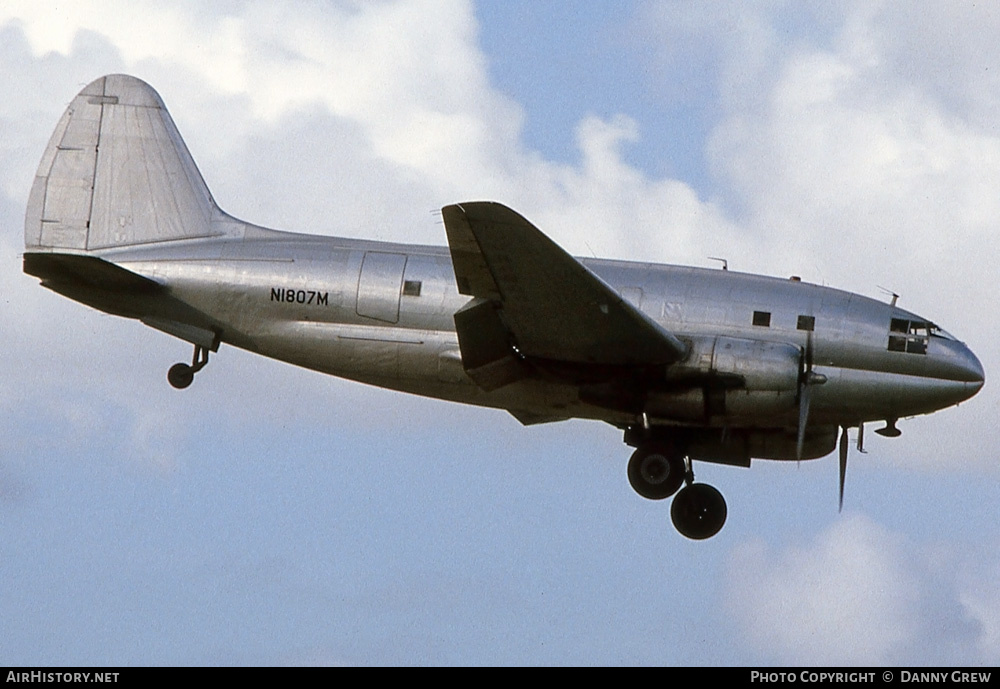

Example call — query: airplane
[22,75,985,540]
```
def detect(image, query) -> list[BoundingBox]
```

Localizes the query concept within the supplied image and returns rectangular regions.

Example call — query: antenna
[877,286,899,307]
[708,257,728,271]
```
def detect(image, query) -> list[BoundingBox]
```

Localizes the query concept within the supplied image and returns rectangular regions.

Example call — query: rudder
[25,74,224,252]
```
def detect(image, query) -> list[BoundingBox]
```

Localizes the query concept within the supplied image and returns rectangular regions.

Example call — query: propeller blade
[796,332,812,462]
[797,384,811,461]
[839,426,849,512]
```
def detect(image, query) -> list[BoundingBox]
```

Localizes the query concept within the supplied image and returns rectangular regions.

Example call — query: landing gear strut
[167,344,210,389]
[626,436,728,540]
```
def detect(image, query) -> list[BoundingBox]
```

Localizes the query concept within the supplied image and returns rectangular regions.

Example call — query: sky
[1,0,998,666]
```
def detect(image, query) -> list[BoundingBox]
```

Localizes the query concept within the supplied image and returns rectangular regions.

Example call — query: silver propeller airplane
[23,75,985,539]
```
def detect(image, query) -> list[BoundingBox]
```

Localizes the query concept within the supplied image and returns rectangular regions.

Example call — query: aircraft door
[357,252,407,323]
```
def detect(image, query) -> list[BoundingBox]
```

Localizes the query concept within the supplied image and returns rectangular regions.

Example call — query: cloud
[2,1,995,464]
[0,0,733,405]
[638,1,1000,288]
[638,1,1000,473]
[726,515,996,665]
[2,1,996,479]
[713,40,1000,286]
[959,570,1000,664]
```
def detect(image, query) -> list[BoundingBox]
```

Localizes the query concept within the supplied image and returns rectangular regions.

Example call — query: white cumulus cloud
[726,515,995,665]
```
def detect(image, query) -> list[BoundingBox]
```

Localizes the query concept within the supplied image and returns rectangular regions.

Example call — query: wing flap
[443,202,688,368]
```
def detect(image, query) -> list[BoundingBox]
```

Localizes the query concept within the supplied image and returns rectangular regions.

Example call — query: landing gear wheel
[627,445,685,500]
[167,363,194,389]
[670,483,727,540]
[166,344,212,389]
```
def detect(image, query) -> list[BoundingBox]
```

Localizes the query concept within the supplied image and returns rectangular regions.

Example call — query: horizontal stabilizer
[442,202,688,367]
[24,252,219,348]
[23,252,163,293]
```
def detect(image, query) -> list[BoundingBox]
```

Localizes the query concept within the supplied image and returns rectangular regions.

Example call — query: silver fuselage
[79,223,982,439]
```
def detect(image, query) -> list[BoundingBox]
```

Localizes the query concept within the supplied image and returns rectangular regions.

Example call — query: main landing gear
[626,441,728,540]
[167,344,210,389]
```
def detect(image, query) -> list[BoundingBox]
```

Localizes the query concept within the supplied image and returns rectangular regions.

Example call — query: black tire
[167,363,194,389]
[671,483,727,540]
[627,445,685,500]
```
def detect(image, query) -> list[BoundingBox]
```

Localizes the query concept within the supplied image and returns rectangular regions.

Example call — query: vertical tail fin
[25,74,226,252]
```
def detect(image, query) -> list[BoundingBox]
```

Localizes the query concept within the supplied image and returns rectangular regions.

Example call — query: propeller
[796,332,828,460]
[838,425,848,512]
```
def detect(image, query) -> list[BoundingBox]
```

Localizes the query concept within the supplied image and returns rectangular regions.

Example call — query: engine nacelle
[647,335,801,422]
[688,426,838,465]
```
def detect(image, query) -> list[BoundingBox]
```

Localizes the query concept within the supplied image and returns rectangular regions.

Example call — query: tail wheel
[670,483,727,540]
[627,444,685,500]
[167,344,210,389]
[167,363,194,389]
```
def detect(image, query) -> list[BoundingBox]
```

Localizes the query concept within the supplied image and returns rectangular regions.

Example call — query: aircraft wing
[442,202,688,374]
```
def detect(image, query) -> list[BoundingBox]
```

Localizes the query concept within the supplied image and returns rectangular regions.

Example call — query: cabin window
[887,319,928,355]
[797,315,815,332]
[402,280,422,297]
[752,311,771,327]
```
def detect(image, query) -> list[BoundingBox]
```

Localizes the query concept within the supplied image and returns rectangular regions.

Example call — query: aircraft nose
[934,338,985,386]
[961,345,985,394]
[924,339,985,408]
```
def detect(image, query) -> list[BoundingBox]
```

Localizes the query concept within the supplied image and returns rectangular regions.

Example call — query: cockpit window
[888,319,929,355]
[928,323,957,341]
